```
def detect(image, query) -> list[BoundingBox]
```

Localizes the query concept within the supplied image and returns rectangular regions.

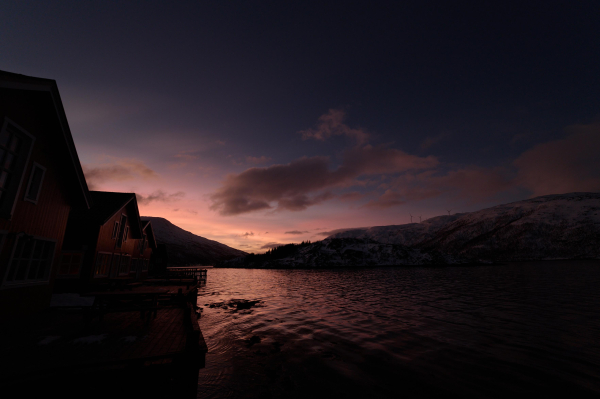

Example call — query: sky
[1,1,599,253]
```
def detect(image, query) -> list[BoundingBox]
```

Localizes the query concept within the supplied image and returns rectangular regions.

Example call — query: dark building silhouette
[57,191,157,292]
[0,70,92,318]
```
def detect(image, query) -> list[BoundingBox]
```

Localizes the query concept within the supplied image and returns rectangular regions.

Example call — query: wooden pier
[0,282,207,398]
[166,266,213,282]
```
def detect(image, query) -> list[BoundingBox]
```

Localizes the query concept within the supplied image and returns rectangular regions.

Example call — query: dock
[166,266,213,282]
[0,281,207,398]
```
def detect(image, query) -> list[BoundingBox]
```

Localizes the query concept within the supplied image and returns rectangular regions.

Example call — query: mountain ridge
[142,216,247,266]
[223,192,600,268]
[329,192,600,261]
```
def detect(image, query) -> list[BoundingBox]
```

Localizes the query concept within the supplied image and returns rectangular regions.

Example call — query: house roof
[66,191,143,238]
[89,192,136,224]
[91,191,143,238]
[0,69,92,209]
[141,220,158,249]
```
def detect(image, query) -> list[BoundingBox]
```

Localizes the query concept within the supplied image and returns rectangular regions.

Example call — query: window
[118,254,131,276]
[123,225,129,243]
[130,258,138,274]
[111,221,120,239]
[109,253,121,277]
[116,215,127,248]
[142,259,149,272]
[58,252,83,276]
[0,119,35,219]
[139,233,147,255]
[94,252,111,277]
[3,235,55,286]
[24,163,46,203]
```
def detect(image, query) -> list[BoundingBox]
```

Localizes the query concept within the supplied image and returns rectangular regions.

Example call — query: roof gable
[141,220,158,249]
[0,70,91,209]
[89,191,143,238]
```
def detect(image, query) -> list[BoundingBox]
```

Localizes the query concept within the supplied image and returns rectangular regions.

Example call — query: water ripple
[196,261,600,398]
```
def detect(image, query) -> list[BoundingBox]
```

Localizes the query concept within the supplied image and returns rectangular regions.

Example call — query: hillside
[222,237,469,268]
[223,192,600,268]
[330,192,600,262]
[142,217,247,266]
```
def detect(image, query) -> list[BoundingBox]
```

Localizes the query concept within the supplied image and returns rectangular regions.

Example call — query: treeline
[243,241,312,265]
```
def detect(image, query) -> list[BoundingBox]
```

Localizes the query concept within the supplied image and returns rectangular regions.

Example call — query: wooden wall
[0,89,78,318]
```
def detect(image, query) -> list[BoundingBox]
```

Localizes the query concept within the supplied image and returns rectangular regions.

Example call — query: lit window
[24,163,46,203]
[58,252,83,276]
[3,236,55,285]
[94,252,111,277]
[0,119,35,219]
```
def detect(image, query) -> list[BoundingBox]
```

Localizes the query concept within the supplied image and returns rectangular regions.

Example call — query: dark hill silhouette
[142,216,247,266]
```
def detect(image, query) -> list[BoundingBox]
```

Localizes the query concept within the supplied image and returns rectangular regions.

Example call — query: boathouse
[133,219,157,278]
[0,70,92,318]
[57,191,156,291]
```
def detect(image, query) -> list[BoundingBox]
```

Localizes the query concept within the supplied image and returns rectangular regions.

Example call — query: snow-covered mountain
[330,192,600,262]
[223,192,600,268]
[142,217,247,266]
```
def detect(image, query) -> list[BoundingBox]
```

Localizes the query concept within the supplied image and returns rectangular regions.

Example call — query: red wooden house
[0,71,92,317]
[58,191,156,291]
[136,220,157,277]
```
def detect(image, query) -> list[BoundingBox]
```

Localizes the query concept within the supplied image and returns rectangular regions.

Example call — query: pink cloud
[137,190,185,205]
[210,145,437,215]
[83,158,158,190]
[514,123,600,196]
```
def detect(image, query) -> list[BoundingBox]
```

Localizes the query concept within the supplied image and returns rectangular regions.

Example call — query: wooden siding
[65,200,143,285]
[0,90,76,317]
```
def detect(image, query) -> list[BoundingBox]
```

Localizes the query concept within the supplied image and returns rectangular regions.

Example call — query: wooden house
[58,191,157,291]
[0,71,92,317]
[129,219,157,280]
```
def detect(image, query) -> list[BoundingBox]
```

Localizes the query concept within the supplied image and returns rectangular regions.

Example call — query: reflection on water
[196,261,600,398]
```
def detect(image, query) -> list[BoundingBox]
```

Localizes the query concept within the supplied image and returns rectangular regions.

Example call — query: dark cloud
[363,166,513,209]
[421,132,450,149]
[300,109,369,144]
[210,146,437,216]
[241,232,254,237]
[315,228,366,237]
[83,159,158,190]
[260,242,284,250]
[211,120,600,215]
[514,123,600,196]
[136,190,185,205]
[338,191,365,201]
[246,156,271,165]
[284,230,309,235]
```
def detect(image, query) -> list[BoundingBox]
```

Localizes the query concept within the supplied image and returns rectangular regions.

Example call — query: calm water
[196,261,600,398]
